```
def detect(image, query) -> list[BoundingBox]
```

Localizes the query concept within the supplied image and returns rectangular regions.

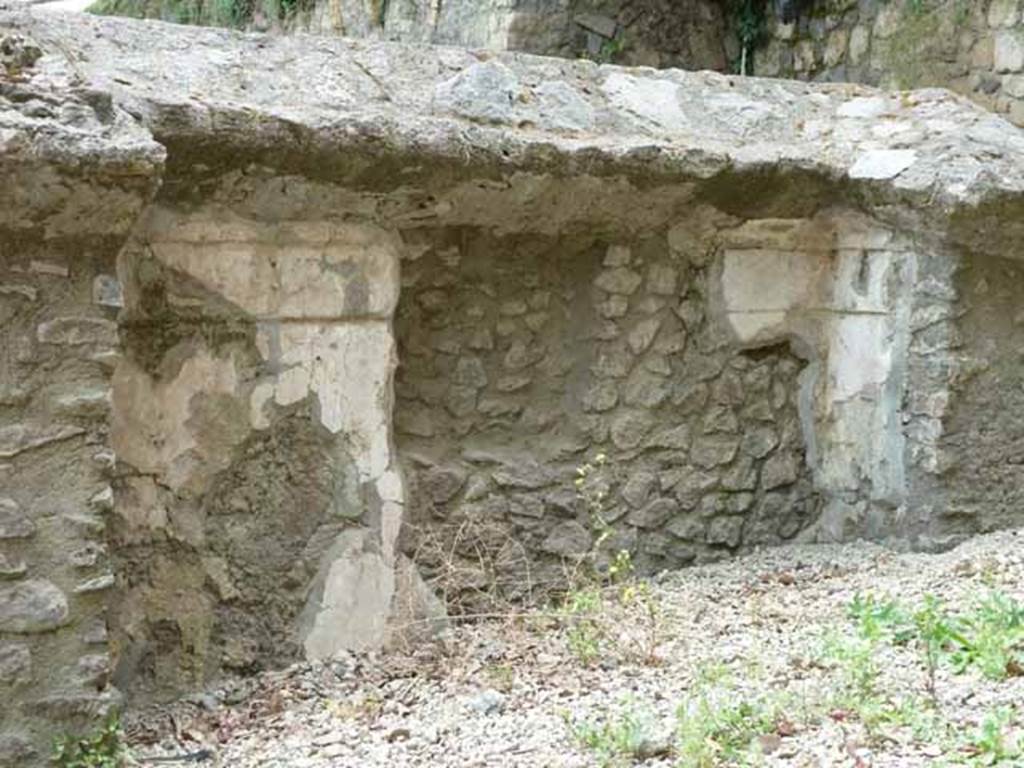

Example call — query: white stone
[837,96,895,119]
[0,424,85,459]
[848,25,870,66]
[0,498,34,540]
[995,31,1024,73]
[848,149,917,180]
[29,260,68,277]
[601,72,690,134]
[37,316,117,346]
[92,274,123,307]
[989,0,1021,28]
[300,529,395,659]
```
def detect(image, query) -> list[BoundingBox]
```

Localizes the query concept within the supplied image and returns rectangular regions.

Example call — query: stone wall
[394,225,817,609]
[0,244,125,762]
[5,9,1024,764]
[755,0,1024,127]
[905,250,1024,544]
[0,48,162,762]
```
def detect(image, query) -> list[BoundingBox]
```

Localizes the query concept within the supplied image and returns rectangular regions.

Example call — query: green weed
[53,714,125,768]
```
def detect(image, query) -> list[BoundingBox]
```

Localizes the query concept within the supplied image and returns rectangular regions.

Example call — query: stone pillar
[108,203,417,701]
[716,210,920,542]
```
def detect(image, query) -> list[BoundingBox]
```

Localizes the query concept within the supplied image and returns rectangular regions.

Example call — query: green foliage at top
[730,0,769,75]
[87,0,311,30]
[52,714,125,768]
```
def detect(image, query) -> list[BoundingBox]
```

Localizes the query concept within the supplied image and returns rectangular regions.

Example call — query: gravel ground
[125,529,1024,767]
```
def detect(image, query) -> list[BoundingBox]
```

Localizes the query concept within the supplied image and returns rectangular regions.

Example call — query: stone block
[74,574,115,594]
[691,435,740,468]
[623,368,671,408]
[0,579,69,633]
[646,263,678,296]
[0,554,27,580]
[627,498,676,529]
[706,515,745,547]
[435,60,519,124]
[575,12,617,39]
[582,380,619,412]
[36,316,117,346]
[989,0,1021,28]
[610,410,654,450]
[594,267,643,295]
[995,31,1024,73]
[627,317,662,354]
[541,520,591,557]
[761,452,800,489]
[92,274,123,307]
[621,472,657,509]
[54,385,112,417]
[0,643,31,687]
[0,498,34,540]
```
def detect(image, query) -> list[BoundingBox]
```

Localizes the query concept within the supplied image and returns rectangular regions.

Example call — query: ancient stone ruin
[2,5,1024,763]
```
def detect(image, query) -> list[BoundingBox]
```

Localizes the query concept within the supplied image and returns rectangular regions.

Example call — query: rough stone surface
[753,0,1024,128]
[1,8,1024,764]
[0,28,160,760]
[0,580,70,633]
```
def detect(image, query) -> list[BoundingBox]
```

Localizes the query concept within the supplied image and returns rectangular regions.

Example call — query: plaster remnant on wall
[146,208,402,319]
[254,322,396,480]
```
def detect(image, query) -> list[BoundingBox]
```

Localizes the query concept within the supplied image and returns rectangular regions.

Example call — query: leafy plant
[732,0,768,76]
[820,631,880,704]
[961,708,1022,765]
[565,585,606,666]
[52,714,125,768]
[569,701,668,767]
[913,594,962,703]
[676,683,784,766]
[562,457,663,666]
[948,592,1024,682]
[847,592,913,644]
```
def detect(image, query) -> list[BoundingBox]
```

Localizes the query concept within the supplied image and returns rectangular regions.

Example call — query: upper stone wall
[756,0,1024,129]
[79,0,1024,129]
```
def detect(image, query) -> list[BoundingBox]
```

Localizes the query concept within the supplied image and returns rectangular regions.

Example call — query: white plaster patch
[257,322,396,481]
[375,468,405,561]
[111,348,241,492]
[721,248,825,341]
[828,315,891,401]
